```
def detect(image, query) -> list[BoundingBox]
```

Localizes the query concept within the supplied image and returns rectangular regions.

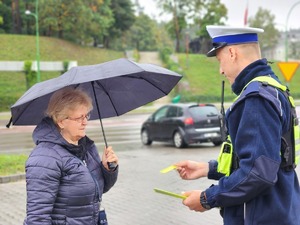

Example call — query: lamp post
[285,1,300,62]
[25,0,40,83]
[185,31,189,69]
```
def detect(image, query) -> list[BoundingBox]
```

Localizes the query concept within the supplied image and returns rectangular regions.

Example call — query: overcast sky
[135,0,300,30]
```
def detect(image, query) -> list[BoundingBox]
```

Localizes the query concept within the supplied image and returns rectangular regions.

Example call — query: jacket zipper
[80,159,99,200]
[79,158,101,224]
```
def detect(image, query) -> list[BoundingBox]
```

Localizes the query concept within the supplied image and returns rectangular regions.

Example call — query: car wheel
[212,140,222,146]
[141,129,152,145]
[173,131,187,148]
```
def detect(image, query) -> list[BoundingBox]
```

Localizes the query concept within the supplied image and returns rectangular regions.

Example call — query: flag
[244,1,248,26]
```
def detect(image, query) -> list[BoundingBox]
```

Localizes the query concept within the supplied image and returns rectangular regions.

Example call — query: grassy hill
[0,34,123,64]
[176,53,300,103]
[0,34,299,112]
[0,34,124,111]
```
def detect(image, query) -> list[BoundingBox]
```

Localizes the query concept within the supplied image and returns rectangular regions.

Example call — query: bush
[63,61,69,73]
[23,61,37,89]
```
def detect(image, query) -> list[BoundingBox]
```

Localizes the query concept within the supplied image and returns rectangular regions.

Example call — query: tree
[248,7,280,51]
[156,0,227,53]
[103,0,135,49]
[157,0,190,53]
[0,0,13,33]
[2,0,133,49]
[194,0,227,54]
[127,13,157,51]
[37,0,113,45]
[154,22,173,51]
[88,0,114,47]
[194,0,227,37]
[0,1,3,25]
[39,0,88,39]
[11,0,21,33]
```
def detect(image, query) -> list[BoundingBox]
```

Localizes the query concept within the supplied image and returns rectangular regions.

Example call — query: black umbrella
[7,58,182,161]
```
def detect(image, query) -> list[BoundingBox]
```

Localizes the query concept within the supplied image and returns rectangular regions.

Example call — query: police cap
[206,25,264,57]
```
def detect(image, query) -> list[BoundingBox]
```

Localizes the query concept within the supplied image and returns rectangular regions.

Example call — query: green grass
[176,53,300,102]
[177,54,235,101]
[0,34,124,111]
[0,34,123,64]
[0,154,27,176]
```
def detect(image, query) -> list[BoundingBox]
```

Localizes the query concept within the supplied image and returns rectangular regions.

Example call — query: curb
[0,173,25,184]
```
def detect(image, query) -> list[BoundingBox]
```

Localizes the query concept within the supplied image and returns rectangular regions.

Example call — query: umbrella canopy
[9,58,182,126]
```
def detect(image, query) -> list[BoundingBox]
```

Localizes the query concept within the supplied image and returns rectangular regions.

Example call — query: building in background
[263,29,300,61]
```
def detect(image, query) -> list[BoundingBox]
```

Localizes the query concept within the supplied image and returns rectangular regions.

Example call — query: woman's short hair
[46,87,93,124]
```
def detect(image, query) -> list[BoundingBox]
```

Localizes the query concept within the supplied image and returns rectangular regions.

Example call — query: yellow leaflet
[160,165,177,173]
[154,188,187,199]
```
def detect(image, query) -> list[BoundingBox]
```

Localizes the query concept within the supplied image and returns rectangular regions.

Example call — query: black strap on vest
[279,88,297,171]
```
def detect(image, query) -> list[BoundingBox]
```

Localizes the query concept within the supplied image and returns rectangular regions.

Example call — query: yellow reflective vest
[217,76,300,176]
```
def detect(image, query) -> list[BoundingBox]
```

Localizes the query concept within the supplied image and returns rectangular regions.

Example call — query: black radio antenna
[220,80,227,141]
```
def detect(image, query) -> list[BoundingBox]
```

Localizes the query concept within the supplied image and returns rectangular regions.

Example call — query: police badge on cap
[206,25,264,57]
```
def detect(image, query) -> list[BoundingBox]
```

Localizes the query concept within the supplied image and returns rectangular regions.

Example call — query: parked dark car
[141,103,222,148]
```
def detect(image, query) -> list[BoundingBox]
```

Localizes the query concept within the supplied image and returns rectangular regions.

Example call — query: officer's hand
[175,161,209,180]
[182,190,207,212]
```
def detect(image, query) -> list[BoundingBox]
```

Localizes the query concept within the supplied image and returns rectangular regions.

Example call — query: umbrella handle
[98,118,117,169]
[91,82,117,170]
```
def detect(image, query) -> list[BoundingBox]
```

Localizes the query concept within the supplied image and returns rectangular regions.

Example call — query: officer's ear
[228,46,238,61]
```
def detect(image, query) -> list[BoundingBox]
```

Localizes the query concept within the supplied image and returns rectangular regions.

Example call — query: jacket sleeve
[205,96,284,208]
[88,145,118,194]
[208,160,225,180]
[24,147,62,225]
[101,163,118,193]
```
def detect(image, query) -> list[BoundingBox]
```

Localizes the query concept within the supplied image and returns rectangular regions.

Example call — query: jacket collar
[33,117,94,159]
[231,58,278,95]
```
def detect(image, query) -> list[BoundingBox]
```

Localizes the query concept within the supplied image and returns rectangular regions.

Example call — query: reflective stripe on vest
[294,118,300,165]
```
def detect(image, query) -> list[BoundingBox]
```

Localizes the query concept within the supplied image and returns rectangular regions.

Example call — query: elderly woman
[23,87,118,225]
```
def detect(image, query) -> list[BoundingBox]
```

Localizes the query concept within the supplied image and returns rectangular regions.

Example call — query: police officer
[174,25,300,225]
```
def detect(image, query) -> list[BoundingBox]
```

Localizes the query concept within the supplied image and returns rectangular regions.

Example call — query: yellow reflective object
[160,165,177,173]
[217,141,233,176]
[294,121,300,166]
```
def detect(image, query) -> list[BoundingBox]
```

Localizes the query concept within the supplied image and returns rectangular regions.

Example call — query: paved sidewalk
[0,181,26,225]
[1,145,300,225]
[0,146,223,225]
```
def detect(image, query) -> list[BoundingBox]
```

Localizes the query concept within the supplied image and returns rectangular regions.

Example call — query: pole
[35,0,40,82]
[185,31,189,69]
[285,1,300,62]
[25,0,40,83]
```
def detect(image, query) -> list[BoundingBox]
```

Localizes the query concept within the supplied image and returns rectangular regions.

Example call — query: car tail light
[184,117,194,125]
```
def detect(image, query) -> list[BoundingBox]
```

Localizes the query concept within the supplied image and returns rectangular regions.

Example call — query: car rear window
[188,105,219,118]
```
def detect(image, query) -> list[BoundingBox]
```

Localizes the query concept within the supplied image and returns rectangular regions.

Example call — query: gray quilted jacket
[23,117,118,225]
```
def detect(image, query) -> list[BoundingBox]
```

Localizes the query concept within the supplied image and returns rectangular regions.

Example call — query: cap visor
[207,48,217,57]
[206,42,227,57]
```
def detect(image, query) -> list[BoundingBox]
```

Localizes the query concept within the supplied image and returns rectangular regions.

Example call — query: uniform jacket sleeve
[205,96,285,208]
[208,160,225,180]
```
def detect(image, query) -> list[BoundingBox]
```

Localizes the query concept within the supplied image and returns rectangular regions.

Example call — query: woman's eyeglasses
[66,113,91,123]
